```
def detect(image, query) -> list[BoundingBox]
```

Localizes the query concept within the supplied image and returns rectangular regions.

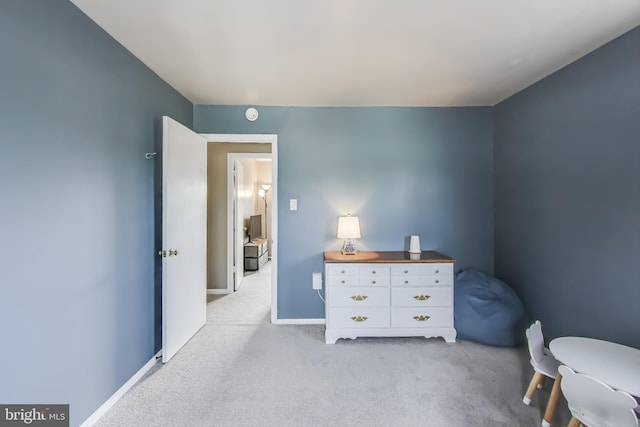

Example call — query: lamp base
[341,240,357,255]
[341,250,358,255]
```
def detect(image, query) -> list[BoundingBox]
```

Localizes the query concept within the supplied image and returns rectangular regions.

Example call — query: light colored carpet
[95,263,570,426]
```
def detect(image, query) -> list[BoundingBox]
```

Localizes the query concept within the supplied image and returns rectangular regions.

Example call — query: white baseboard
[80,351,161,427]
[274,318,325,325]
[207,289,231,295]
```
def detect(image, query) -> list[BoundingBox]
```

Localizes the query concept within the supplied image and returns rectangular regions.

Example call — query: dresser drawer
[390,263,453,277]
[358,265,390,277]
[391,287,452,307]
[330,287,389,307]
[358,265,390,286]
[326,265,359,277]
[326,276,359,286]
[328,307,390,328]
[358,275,390,286]
[391,275,452,286]
[391,307,452,328]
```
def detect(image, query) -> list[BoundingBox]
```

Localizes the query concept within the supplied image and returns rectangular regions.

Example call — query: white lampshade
[337,216,361,239]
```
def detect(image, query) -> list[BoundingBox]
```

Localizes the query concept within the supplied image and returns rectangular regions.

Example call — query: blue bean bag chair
[454,269,526,347]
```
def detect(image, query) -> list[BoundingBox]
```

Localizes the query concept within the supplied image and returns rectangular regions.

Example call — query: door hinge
[158,249,178,257]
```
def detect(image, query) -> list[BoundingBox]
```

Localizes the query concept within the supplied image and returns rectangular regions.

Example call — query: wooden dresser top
[323,250,454,264]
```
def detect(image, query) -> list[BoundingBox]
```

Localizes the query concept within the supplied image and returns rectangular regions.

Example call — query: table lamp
[337,215,361,255]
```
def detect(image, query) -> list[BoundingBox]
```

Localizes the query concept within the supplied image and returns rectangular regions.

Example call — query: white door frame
[201,134,278,324]
[232,158,245,292]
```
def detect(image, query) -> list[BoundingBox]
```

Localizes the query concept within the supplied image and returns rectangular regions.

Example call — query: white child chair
[523,320,560,405]
[559,365,639,427]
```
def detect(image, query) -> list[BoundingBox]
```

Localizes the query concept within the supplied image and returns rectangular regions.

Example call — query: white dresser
[324,251,456,344]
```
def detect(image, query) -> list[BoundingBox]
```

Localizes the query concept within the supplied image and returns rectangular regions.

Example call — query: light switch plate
[290,199,297,210]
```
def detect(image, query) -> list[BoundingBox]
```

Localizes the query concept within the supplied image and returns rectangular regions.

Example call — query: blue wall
[494,27,640,347]
[0,1,192,425]
[195,106,494,319]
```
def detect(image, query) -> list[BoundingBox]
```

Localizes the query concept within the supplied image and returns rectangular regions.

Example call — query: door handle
[169,249,179,256]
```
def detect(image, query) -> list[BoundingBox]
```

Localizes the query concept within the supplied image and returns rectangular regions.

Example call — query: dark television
[248,214,262,242]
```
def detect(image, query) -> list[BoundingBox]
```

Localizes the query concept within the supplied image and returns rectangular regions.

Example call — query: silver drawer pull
[435,269,439,274]
[341,270,346,274]
[413,315,431,322]
[351,316,368,322]
[341,280,346,284]
[413,295,431,301]
[351,295,368,301]
[372,270,377,274]
[371,280,376,284]
[404,280,409,284]
[435,279,439,284]
[404,270,409,274]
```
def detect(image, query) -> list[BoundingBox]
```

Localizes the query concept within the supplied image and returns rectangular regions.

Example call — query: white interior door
[162,116,207,363]
[234,160,244,291]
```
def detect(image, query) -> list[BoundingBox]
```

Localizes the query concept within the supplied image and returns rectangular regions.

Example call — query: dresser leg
[441,329,457,343]
[324,331,339,344]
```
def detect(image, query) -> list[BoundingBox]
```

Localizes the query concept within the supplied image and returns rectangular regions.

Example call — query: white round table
[550,336,640,396]
[540,336,640,427]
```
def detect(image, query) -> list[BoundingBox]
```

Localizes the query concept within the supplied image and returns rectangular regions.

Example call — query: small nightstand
[244,239,268,271]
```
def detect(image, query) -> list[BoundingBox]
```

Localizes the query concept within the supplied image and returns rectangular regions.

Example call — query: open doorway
[229,154,272,291]
[201,134,278,323]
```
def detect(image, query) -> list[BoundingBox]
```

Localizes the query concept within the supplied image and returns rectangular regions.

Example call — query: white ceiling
[72,0,640,107]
